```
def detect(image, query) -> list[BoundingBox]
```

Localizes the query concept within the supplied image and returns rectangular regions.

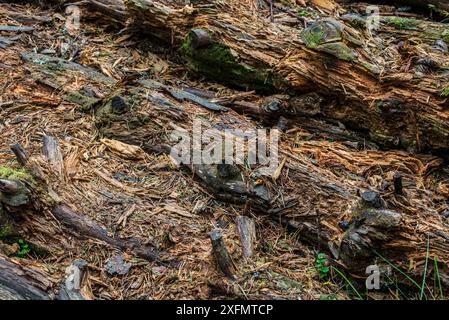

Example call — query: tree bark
[0,254,52,300]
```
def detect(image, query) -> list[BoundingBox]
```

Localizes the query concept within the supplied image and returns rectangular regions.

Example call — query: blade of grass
[420,236,430,300]
[434,257,443,300]
[373,249,426,299]
[385,274,406,299]
[332,266,363,300]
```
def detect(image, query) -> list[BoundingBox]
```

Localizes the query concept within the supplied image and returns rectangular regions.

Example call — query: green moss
[181,29,281,93]
[297,10,308,17]
[65,91,99,111]
[384,17,418,29]
[302,30,325,49]
[441,84,449,97]
[0,167,32,181]
[0,221,14,239]
[442,30,449,44]
[316,42,356,62]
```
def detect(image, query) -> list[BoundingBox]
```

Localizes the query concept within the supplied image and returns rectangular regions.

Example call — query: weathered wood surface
[210,229,236,278]
[14,52,449,287]
[121,0,449,154]
[0,254,52,300]
[34,0,449,153]
[236,216,256,258]
[3,1,449,293]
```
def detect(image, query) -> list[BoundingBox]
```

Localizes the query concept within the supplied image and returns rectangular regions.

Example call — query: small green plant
[17,239,31,258]
[315,253,330,279]
[332,266,363,300]
[297,10,308,17]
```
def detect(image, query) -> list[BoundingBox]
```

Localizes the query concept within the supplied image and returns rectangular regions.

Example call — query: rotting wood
[236,216,256,258]
[209,229,236,278]
[16,52,449,288]
[3,142,177,267]
[0,254,52,300]
[42,135,65,179]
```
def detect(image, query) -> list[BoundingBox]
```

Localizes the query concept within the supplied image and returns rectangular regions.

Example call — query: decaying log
[0,254,52,300]
[209,229,236,278]
[119,0,449,153]
[18,49,449,289]
[236,216,256,258]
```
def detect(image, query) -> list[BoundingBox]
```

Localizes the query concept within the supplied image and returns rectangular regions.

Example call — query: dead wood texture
[341,0,449,12]
[0,140,173,267]
[210,229,237,278]
[0,254,51,300]
[119,0,449,153]
[15,50,449,288]
[236,216,256,258]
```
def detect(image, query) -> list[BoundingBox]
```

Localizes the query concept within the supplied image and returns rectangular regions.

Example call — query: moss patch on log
[0,167,32,181]
[384,17,418,29]
[181,29,281,93]
[65,91,99,111]
[0,220,15,240]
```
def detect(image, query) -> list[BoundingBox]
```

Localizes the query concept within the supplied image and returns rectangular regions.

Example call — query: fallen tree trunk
[34,0,449,153]
[119,0,449,154]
